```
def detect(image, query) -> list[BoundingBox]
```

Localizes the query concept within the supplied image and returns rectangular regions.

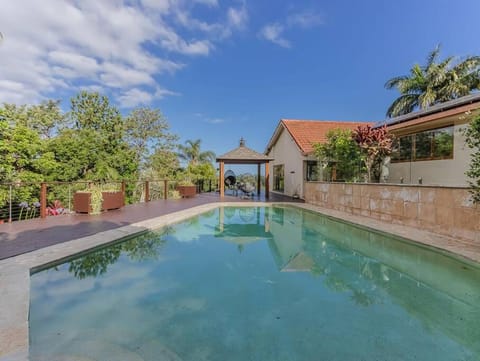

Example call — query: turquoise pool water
[29,206,480,361]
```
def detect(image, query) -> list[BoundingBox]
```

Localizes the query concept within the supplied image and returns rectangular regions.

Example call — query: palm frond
[425,45,441,68]
[386,94,418,117]
[384,75,409,89]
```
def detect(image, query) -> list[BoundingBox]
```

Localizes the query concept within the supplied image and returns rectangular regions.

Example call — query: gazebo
[216,138,274,198]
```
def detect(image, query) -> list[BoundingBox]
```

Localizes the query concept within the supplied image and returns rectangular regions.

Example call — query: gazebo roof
[216,138,274,164]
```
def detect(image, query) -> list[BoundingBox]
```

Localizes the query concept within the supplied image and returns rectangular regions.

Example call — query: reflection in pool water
[29,206,480,361]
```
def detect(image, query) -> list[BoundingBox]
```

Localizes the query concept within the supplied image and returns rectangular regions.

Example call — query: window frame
[273,164,285,192]
[391,125,454,163]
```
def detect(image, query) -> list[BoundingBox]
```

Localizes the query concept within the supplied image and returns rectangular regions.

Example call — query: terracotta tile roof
[280,119,372,154]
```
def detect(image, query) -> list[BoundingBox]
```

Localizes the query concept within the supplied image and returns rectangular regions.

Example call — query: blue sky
[1,0,480,158]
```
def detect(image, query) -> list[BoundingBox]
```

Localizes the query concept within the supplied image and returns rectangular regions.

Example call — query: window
[305,161,319,181]
[273,164,284,192]
[391,125,454,162]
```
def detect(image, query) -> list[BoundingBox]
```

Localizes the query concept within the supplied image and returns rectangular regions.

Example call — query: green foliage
[1,100,64,139]
[353,125,394,182]
[0,90,187,210]
[385,46,480,117]
[313,129,363,182]
[463,113,480,202]
[147,148,180,179]
[89,186,103,215]
[125,107,178,168]
[51,92,138,182]
[186,162,216,182]
[67,233,166,279]
[177,139,215,166]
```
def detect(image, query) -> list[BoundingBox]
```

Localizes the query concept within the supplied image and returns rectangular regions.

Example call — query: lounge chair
[238,182,255,198]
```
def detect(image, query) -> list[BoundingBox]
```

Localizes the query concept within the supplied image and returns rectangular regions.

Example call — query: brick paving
[0,192,302,260]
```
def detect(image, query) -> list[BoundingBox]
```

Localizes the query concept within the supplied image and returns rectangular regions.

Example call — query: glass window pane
[414,131,432,160]
[273,165,284,192]
[432,126,454,158]
[399,135,413,161]
[306,161,319,181]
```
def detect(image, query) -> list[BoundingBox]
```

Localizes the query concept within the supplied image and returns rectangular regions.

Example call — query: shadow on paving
[0,220,134,260]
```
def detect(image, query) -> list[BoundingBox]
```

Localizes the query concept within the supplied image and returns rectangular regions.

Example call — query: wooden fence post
[40,182,47,219]
[164,180,168,200]
[121,181,126,206]
[145,181,150,202]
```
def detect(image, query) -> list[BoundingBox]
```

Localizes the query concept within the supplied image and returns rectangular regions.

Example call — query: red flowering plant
[46,199,65,216]
[353,125,394,183]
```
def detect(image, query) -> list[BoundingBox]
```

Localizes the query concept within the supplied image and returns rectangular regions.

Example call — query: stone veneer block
[352,196,362,209]
[434,188,455,206]
[419,188,436,203]
[418,203,437,224]
[380,213,393,222]
[344,184,353,195]
[435,207,455,229]
[394,187,419,202]
[359,197,369,212]
[379,188,393,200]
[453,208,477,231]
[369,198,380,212]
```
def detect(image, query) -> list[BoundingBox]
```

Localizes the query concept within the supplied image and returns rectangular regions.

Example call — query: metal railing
[0,178,217,224]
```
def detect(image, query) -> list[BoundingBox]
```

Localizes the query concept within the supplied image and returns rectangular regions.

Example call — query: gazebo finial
[239,137,245,147]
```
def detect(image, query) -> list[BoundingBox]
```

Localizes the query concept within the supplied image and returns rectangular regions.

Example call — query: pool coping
[1,201,479,360]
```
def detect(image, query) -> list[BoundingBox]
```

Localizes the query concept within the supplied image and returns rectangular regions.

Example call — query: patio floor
[0,192,303,260]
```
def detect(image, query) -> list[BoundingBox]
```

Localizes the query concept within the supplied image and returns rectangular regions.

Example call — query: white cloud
[259,23,290,48]
[117,87,179,108]
[259,9,323,48]
[194,0,219,7]
[287,11,323,28]
[204,118,225,124]
[227,3,249,30]
[0,0,247,105]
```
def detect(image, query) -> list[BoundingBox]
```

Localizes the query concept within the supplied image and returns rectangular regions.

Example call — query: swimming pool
[29,206,480,361]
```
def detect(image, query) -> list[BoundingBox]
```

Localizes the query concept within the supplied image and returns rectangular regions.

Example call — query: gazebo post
[257,164,261,196]
[265,162,270,199]
[219,161,225,198]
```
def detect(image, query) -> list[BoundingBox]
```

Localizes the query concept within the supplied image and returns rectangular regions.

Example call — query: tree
[55,91,137,182]
[1,100,64,139]
[125,106,178,168]
[463,113,480,202]
[177,139,215,166]
[147,148,180,179]
[385,46,480,117]
[353,125,394,183]
[313,129,363,182]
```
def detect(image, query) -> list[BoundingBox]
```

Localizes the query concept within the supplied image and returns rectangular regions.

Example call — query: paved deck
[0,192,302,260]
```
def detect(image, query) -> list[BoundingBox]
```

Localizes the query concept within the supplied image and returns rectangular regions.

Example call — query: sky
[1,0,480,160]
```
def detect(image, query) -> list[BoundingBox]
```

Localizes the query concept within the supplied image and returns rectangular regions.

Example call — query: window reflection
[391,125,454,162]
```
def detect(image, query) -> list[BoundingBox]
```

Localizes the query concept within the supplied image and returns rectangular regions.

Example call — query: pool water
[29,206,480,361]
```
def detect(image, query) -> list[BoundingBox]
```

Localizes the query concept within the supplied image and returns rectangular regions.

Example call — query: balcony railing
[0,179,217,224]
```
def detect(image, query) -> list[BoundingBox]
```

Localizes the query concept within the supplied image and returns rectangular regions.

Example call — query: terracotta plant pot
[176,185,197,198]
[73,191,124,214]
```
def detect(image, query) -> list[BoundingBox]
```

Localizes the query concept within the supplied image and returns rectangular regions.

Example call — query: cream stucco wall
[267,128,306,197]
[387,123,473,186]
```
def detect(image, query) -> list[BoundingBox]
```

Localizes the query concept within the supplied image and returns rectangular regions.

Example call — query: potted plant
[176,180,197,198]
[73,185,124,214]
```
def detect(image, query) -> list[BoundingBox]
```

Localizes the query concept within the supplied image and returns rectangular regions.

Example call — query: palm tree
[177,139,215,166]
[385,46,480,117]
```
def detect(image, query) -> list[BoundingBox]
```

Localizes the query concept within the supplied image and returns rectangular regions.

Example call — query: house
[382,93,480,186]
[264,119,370,198]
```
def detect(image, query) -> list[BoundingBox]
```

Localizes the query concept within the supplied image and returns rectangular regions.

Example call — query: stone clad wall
[304,182,480,242]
